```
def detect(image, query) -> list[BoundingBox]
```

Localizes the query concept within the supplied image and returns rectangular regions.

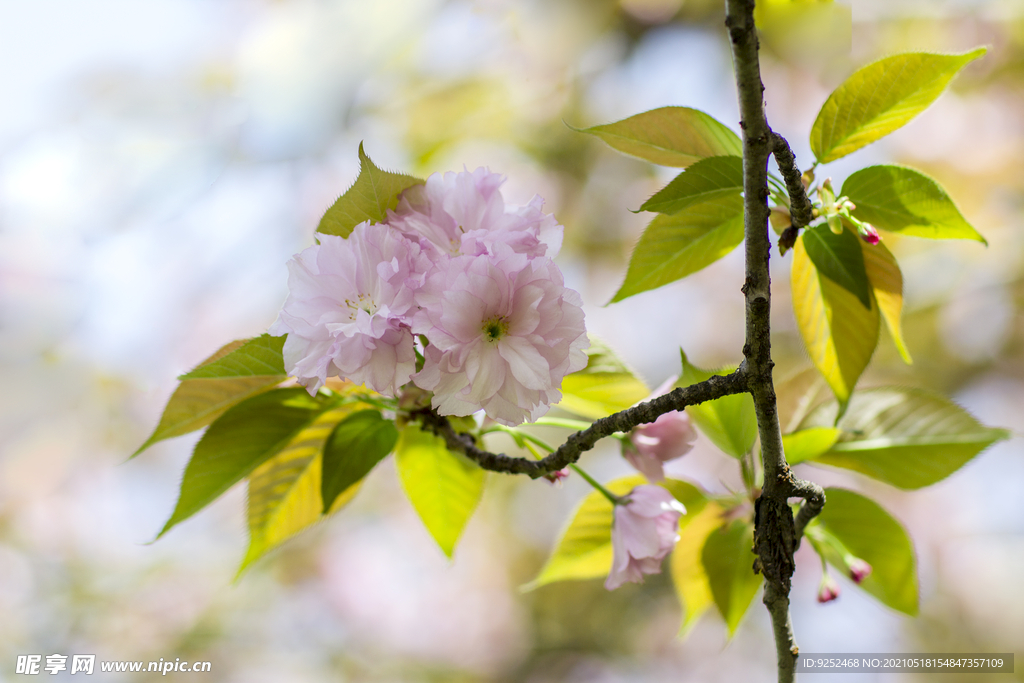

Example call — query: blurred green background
[1,0,1022,681]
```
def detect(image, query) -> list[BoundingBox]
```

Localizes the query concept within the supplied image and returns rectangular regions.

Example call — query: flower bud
[605,485,686,590]
[848,558,872,584]
[859,224,880,245]
[817,574,840,603]
[623,410,697,482]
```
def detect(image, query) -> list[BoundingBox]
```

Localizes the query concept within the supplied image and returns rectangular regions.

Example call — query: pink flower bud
[624,411,698,482]
[605,485,686,590]
[860,224,880,245]
[817,575,840,603]
[543,468,570,487]
[848,558,872,584]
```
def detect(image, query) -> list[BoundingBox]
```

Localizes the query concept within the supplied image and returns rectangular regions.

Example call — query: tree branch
[771,133,814,228]
[726,0,820,681]
[415,370,748,478]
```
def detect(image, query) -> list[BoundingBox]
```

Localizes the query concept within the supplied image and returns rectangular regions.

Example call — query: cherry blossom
[388,167,562,261]
[411,244,588,426]
[270,222,430,396]
[605,485,686,590]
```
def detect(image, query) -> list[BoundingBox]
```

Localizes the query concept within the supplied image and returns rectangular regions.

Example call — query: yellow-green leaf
[807,488,918,615]
[134,340,286,457]
[782,427,840,465]
[557,339,649,419]
[677,349,757,459]
[317,143,424,237]
[158,389,328,538]
[842,164,986,244]
[702,520,762,636]
[639,156,743,215]
[799,387,1010,489]
[576,106,742,168]
[801,225,871,309]
[179,334,286,379]
[395,424,486,558]
[862,239,911,363]
[240,404,364,573]
[791,233,880,411]
[670,501,723,636]
[811,49,986,163]
[611,195,744,303]
[321,410,398,512]
[526,476,702,590]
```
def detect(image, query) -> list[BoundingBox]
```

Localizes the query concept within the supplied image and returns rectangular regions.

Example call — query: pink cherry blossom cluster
[270,168,589,426]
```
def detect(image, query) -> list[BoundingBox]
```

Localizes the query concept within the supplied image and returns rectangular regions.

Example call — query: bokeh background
[2,0,1023,680]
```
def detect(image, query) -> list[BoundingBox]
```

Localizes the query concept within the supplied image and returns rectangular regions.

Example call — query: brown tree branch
[415,370,748,478]
[771,133,814,228]
[726,0,822,681]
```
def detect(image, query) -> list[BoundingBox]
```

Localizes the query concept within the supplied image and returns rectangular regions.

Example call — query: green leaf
[783,427,841,465]
[808,488,918,615]
[639,156,743,215]
[134,340,287,457]
[179,334,286,379]
[557,339,650,419]
[576,106,742,168]
[801,225,872,309]
[158,388,327,538]
[677,349,757,459]
[395,424,486,558]
[862,238,912,363]
[611,195,744,303]
[317,143,424,237]
[526,476,701,590]
[670,501,723,636]
[321,410,398,512]
[842,164,986,244]
[798,387,1010,489]
[240,404,364,573]
[811,48,986,163]
[791,232,880,410]
[702,520,762,636]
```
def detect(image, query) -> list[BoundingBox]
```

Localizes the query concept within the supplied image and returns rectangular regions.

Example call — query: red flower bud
[849,558,872,584]
[860,224,880,245]
[817,575,840,603]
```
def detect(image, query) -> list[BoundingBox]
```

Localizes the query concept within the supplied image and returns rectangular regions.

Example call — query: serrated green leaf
[677,349,757,459]
[317,143,424,237]
[842,164,986,244]
[808,488,918,615]
[158,388,328,538]
[576,106,742,167]
[134,339,287,457]
[179,334,286,379]
[639,156,743,215]
[862,238,912,363]
[811,48,986,163]
[321,410,398,512]
[702,520,762,636]
[395,424,486,558]
[782,427,840,465]
[670,501,723,636]
[802,225,872,309]
[525,476,702,590]
[791,233,880,410]
[557,339,649,419]
[240,404,364,573]
[798,387,1010,489]
[611,195,744,303]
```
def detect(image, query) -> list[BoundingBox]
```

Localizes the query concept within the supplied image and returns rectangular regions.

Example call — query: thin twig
[414,370,748,479]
